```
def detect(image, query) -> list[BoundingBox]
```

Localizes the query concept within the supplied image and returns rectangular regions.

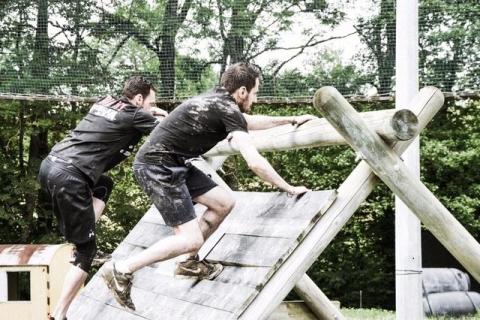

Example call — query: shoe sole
[174,263,224,281]
[101,267,136,311]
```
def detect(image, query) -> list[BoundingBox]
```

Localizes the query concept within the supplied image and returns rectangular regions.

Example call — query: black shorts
[133,162,217,227]
[38,156,96,244]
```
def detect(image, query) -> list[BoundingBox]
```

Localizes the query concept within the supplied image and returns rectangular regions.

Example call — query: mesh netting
[0,0,478,100]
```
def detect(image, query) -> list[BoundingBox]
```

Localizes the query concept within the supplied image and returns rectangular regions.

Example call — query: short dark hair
[122,76,156,99]
[220,62,261,94]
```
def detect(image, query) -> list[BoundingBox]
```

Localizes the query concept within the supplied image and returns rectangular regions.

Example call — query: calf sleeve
[72,238,97,272]
[92,175,114,204]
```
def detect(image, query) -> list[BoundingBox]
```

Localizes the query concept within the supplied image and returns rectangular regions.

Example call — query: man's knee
[218,196,235,215]
[92,175,114,204]
[181,231,204,253]
[72,238,97,272]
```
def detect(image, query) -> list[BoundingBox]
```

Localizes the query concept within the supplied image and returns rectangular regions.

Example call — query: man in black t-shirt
[38,76,167,320]
[102,63,317,310]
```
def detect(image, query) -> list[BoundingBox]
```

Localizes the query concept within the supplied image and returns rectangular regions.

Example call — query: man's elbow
[246,159,264,173]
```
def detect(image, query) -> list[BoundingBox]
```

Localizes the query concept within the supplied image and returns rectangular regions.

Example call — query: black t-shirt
[50,96,158,184]
[136,87,248,165]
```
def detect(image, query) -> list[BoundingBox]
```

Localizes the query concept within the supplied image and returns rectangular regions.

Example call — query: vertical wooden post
[396,0,423,318]
[395,0,423,320]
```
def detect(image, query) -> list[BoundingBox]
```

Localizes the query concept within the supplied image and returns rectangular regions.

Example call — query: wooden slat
[124,221,173,248]
[132,286,235,320]
[133,267,257,313]
[206,234,292,267]
[229,191,333,220]
[219,218,310,238]
[80,262,265,315]
[214,266,271,288]
[79,275,236,320]
[68,293,147,320]
[112,243,145,260]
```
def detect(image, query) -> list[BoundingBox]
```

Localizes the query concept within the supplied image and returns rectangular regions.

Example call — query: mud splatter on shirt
[50,96,158,184]
[136,87,248,165]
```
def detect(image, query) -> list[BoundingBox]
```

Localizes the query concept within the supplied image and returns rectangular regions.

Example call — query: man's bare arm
[230,131,309,195]
[243,113,317,130]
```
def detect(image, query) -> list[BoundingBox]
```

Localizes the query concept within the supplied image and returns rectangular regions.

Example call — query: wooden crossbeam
[314,86,480,283]
[205,109,418,157]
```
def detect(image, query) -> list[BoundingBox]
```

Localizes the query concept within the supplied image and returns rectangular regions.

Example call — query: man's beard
[237,99,250,113]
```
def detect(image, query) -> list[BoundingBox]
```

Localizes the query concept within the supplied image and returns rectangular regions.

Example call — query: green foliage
[96,157,151,253]
[419,0,480,91]
[262,49,373,97]
[341,308,480,320]
[421,100,480,238]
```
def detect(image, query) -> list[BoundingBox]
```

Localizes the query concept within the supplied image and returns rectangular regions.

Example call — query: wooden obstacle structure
[68,86,480,319]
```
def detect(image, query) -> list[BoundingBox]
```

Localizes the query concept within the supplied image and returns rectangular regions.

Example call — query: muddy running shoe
[175,258,223,280]
[101,260,135,310]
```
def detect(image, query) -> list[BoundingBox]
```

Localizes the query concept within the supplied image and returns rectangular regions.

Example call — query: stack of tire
[423,268,480,316]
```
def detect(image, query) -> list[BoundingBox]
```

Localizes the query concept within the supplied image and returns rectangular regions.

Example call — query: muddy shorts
[38,156,96,244]
[133,162,217,226]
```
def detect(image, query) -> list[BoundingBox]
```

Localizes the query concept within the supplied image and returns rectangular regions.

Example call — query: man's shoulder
[189,87,236,106]
[95,95,137,112]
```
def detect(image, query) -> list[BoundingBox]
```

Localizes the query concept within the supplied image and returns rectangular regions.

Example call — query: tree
[190,0,351,77]
[355,0,480,94]
[95,0,193,98]
[419,0,480,91]
[355,0,395,95]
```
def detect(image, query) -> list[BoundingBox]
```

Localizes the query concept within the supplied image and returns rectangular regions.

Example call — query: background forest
[0,0,479,309]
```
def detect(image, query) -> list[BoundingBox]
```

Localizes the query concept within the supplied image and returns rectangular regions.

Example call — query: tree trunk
[221,0,247,72]
[25,0,50,242]
[377,0,395,94]
[31,0,49,91]
[159,0,178,98]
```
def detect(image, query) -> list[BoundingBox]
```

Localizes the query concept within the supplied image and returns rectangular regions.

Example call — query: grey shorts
[133,162,217,226]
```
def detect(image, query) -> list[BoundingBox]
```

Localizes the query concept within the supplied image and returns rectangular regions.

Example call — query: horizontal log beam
[314,86,480,283]
[205,109,418,157]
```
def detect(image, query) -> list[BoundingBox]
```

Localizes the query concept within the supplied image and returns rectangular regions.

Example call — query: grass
[341,308,480,320]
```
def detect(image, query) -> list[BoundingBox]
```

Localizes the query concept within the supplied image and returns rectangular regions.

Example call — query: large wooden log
[314,86,480,283]
[294,275,345,320]
[205,109,418,157]
[238,87,445,319]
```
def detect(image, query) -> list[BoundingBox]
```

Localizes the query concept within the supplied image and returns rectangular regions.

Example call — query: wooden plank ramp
[68,190,336,320]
